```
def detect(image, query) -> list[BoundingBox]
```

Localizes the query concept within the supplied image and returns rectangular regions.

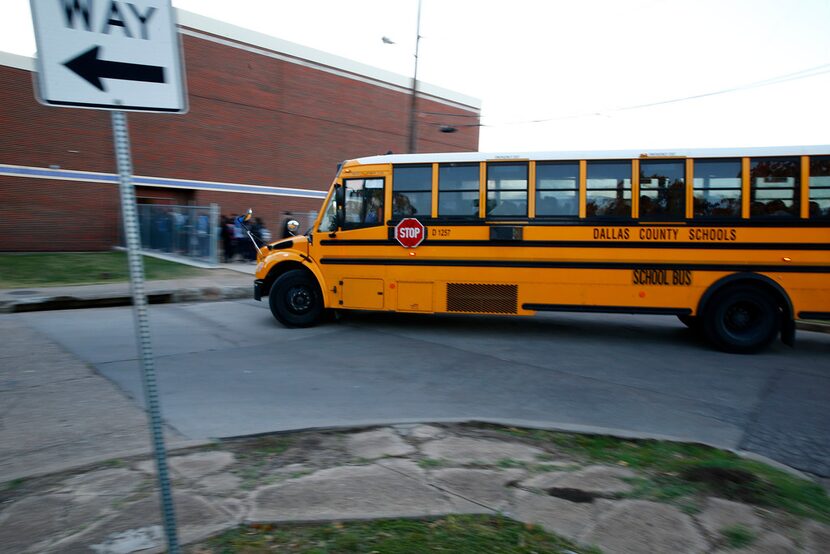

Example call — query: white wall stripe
[0,164,328,199]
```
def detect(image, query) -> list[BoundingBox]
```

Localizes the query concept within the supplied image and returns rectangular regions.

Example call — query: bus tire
[269,269,323,328]
[703,285,780,354]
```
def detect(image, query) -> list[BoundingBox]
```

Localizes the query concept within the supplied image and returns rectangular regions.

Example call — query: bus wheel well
[262,261,312,298]
[698,273,794,350]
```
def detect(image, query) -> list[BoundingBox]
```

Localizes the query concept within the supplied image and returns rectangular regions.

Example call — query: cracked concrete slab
[802,519,830,554]
[580,499,709,553]
[697,497,763,536]
[511,489,596,542]
[167,451,236,480]
[51,492,234,554]
[345,428,417,459]
[712,531,797,553]
[0,494,113,554]
[521,464,637,497]
[420,436,546,465]
[430,468,525,511]
[248,462,456,522]
[58,468,146,498]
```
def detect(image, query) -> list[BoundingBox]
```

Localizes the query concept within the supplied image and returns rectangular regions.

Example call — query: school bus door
[318,176,388,310]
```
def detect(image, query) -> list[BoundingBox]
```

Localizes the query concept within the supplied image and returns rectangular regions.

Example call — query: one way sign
[30,0,187,113]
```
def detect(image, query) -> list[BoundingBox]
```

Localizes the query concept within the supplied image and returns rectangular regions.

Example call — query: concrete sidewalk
[1,423,829,553]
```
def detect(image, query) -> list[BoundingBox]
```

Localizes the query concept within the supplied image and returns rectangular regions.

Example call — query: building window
[750,157,800,217]
[809,156,830,218]
[487,163,528,217]
[438,163,480,217]
[639,160,685,219]
[586,160,631,217]
[535,162,579,217]
[393,165,431,219]
[693,158,742,218]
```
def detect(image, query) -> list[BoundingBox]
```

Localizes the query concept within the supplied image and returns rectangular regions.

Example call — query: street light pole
[407,0,422,153]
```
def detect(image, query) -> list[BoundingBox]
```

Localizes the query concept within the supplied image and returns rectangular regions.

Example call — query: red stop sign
[394,218,425,248]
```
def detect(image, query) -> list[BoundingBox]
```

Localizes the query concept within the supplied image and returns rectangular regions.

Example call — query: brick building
[0,9,480,252]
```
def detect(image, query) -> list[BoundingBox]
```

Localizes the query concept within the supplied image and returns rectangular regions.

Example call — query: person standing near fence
[221,215,235,262]
[232,214,245,262]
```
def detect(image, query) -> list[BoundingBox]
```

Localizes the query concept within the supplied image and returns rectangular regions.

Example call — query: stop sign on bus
[395,218,425,248]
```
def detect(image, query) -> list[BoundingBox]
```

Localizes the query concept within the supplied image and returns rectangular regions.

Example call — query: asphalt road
[19,299,830,476]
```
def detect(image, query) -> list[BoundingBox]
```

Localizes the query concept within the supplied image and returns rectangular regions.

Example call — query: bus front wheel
[703,285,780,354]
[269,269,323,328]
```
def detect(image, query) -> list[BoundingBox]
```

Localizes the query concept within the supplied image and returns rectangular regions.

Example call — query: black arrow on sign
[63,46,166,92]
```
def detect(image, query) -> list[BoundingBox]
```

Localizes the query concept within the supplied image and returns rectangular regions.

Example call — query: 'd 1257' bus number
[430,228,451,238]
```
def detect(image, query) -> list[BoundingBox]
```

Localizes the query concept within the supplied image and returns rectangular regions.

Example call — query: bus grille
[446,283,518,314]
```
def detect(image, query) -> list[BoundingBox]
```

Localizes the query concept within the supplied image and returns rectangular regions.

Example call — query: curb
[0,285,251,313]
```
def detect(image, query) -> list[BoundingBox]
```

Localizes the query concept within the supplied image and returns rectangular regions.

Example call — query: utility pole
[407,0,422,153]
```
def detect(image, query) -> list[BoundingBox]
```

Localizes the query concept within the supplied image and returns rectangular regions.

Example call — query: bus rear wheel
[269,269,323,328]
[703,285,779,354]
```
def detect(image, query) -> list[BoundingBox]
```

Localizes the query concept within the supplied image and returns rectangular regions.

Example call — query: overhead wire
[430,61,830,129]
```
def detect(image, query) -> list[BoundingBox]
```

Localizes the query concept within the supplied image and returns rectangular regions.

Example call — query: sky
[3,0,830,152]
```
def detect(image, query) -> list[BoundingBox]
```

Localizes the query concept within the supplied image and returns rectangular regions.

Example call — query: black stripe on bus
[320,239,829,250]
[798,311,830,320]
[319,258,830,273]
[523,304,692,316]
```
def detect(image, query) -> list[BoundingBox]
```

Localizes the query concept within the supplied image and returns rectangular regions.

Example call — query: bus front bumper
[254,279,264,301]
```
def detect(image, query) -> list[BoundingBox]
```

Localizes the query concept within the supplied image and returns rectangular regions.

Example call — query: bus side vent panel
[446,283,518,314]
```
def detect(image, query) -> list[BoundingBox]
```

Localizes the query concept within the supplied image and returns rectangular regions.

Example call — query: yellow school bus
[253,146,830,353]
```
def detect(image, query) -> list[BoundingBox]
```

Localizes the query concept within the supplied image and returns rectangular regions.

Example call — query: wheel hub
[287,286,311,313]
[725,302,756,332]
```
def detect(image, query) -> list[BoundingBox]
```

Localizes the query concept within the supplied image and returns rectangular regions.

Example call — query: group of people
[220,215,271,263]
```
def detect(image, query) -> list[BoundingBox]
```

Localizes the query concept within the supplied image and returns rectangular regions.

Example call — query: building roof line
[0,9,481,113]
[175,9,481,112]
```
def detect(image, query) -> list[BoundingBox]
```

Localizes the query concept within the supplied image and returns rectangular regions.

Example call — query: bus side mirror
[335,184,345,230]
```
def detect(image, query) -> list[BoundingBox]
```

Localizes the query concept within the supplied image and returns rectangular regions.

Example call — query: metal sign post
[29,2,188,551]
[111,110,180,553]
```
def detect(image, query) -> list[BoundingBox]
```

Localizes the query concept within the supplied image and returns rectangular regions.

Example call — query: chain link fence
[134,203,219,264]
[125,205,319,265]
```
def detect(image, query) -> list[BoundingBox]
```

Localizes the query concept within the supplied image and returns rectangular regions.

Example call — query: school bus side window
[536,161,579,217]
[438,163,480,218]
[639,160,685,219]
[586,160,631,217]
[487,163,527,217]
[393,165,431,219]
[693,158,742,218]
[343,178,384,228]
[809,155,830,218]
[750,157,800,217]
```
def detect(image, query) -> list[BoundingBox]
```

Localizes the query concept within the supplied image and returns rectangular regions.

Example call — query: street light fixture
[383,0,425,153]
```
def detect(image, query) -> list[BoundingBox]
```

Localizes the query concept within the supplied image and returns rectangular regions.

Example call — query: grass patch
[0,252,211,288]
[489,425,830,523]
[417,458,446,469]
[2,478,25,492]
[231,436,295,489]
[720,524,756,549]
[242,436,293,459]
[190,515,600,554]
